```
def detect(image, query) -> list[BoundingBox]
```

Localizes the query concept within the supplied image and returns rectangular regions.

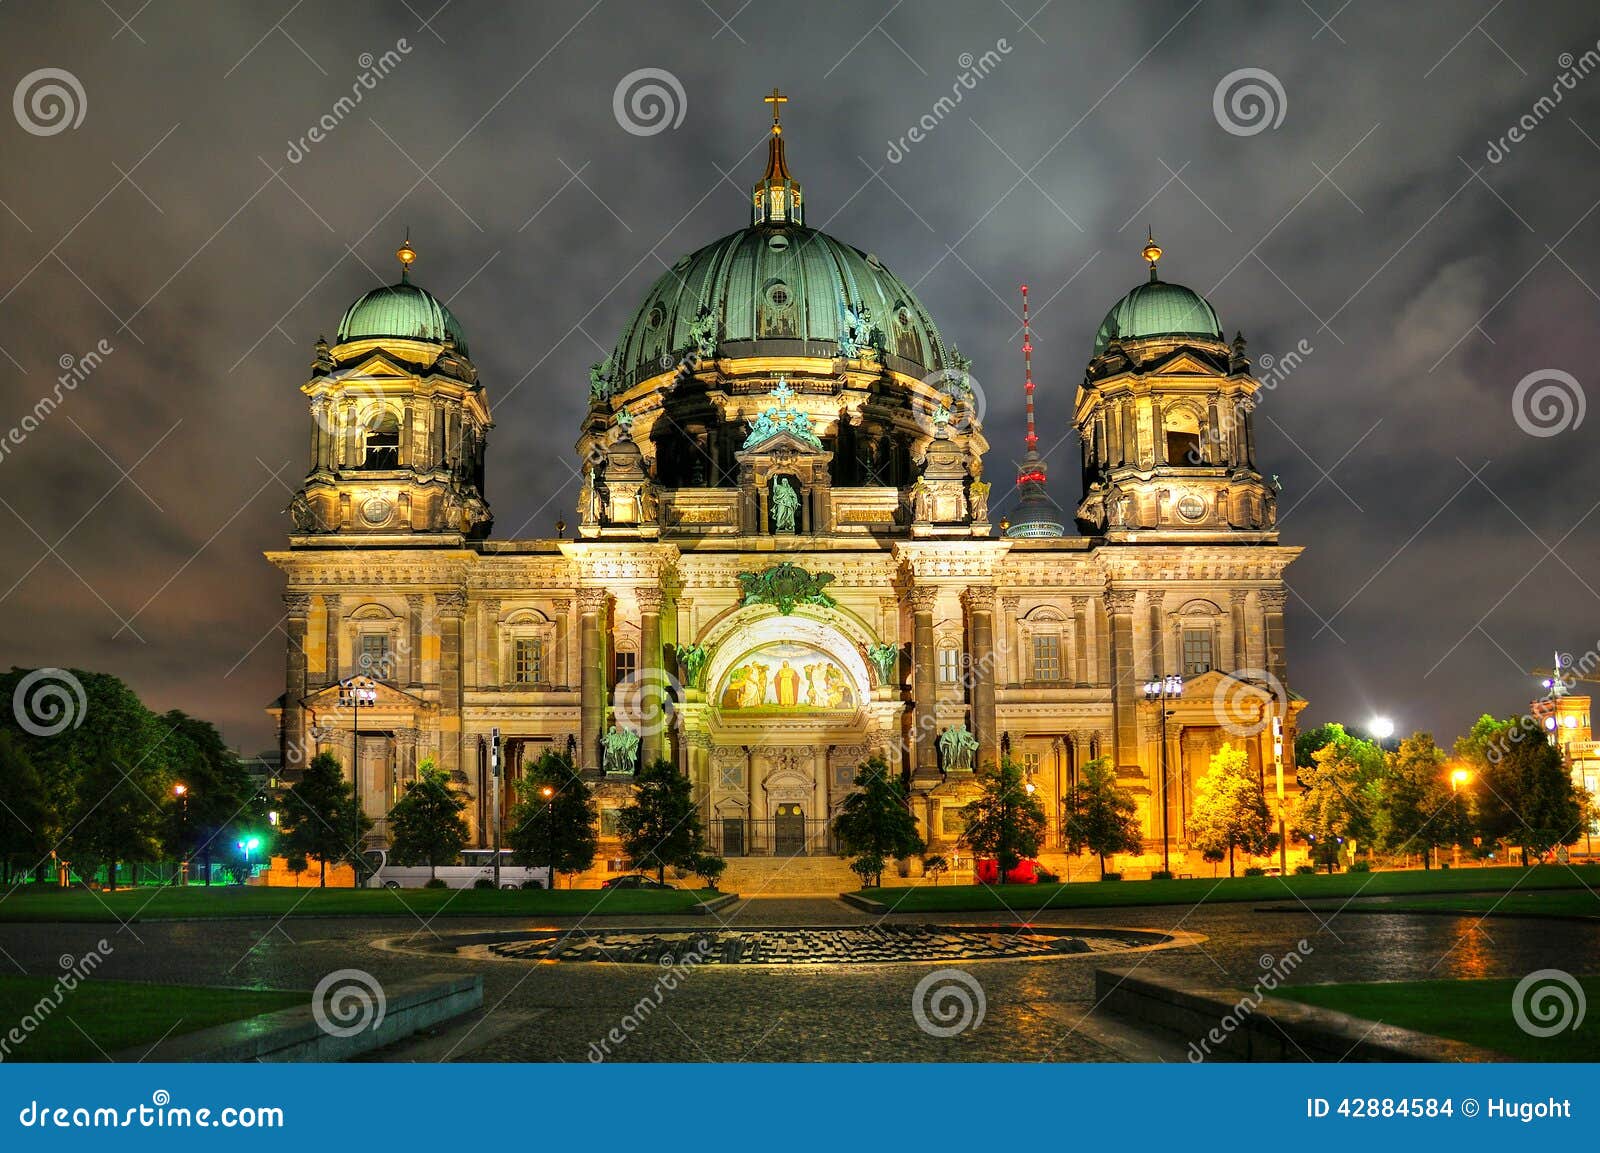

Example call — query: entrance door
[721,818,745,857]
[773,803,806,857]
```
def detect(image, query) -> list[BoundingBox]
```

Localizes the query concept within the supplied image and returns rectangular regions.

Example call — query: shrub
[472,877,496,889]
[1293,864,1316,875]
[423,877,448,889]
[1150,869,1173,881]
[1034,868,1059,883]
[1349,859,1372,873]
[521,878,545,890]
[1439,861,1451,870]
[1100,872,1122,882]
[1242,866,1267,876]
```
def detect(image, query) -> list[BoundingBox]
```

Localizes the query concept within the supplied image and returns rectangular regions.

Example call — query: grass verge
[0,885,726,922]
[859,865,1600,914]
[0,976,305,1060]
[1276,976,1600,1061]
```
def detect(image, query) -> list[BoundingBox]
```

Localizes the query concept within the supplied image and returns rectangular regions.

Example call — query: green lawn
[1276,976,1600,1061]
[0,977,306,1060]
[859,865,1600,914]
[0,884,726,922]
[1361,889,1600,919]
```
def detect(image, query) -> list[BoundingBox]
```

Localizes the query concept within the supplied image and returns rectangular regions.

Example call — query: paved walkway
[2,898,1592,1061]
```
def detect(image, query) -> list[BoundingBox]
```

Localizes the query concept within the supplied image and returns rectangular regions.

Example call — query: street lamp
[173,783,189,886]
[339,675,378,886]
[1368,716,1395,741]
[1449,767,1471,792]
[236,836,261,879]
[541,784,556,891]
[1141,674,1183,875]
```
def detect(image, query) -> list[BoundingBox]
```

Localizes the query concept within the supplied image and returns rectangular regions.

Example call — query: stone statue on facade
[771,476,800,533]
[865,642,899,687]
[968,478,990,524]
[588,357,612,403]
[676,643,710,689]
[688,303,718,361]
[602,725,641,775]
[938,724,979,772]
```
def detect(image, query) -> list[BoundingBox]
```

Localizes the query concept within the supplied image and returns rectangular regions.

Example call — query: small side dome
[1092,233,1223,355]
[335,239,469,356]
[1092,280,1223,355]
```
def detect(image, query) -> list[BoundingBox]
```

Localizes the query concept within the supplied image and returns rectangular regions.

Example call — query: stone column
[1229,588,1249,670]
[636,586,664,766]
[963,586,998,771]
[1106,589,1142,774]
[1151,397,1166,465]
[577,588,609,774]
[436,591,466,778]
[1261,587,1288,687]
[480,598,501,688]
[282,594,311,772]
[1072,596,1091,686]
[999,595,1020,687]
[406,594,424,686]
[909,586,940,781]
[321,594,340,687]
[1147,595,1164,680]
[551,598,572,690]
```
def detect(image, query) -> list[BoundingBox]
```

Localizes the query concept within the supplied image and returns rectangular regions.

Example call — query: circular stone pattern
[444,924,1183,966]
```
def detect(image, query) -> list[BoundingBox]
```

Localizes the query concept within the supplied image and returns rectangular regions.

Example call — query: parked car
[361,848,549,890]
[600,874,675,890]
[974,857,1040,885]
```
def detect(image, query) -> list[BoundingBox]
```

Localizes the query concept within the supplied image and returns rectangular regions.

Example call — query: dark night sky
[1,0,1597,752]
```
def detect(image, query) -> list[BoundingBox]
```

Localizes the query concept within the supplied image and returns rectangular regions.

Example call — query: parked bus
[361,848,549,890]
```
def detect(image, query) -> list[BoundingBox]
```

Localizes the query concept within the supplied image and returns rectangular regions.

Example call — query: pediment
[302,679,432,714]
[1148,350,1223,377]
[737,428,833,459]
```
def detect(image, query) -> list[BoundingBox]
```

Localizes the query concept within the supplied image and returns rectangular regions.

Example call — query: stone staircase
[715,854,861,896]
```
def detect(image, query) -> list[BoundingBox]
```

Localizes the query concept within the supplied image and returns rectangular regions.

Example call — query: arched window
[363,409,400,469]
[1163,405,1202,466]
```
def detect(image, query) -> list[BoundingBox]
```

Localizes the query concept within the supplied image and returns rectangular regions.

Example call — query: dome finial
[397,228,417,282]
[1142,227,1162,282]
[764,86,788,135]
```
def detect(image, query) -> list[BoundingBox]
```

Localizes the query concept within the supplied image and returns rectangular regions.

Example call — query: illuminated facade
[268,98,1304,878]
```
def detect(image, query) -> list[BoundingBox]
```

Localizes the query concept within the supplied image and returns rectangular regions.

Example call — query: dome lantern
[752,88,803,227]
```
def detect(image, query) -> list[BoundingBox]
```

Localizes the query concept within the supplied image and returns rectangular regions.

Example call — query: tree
[922,854,949,885]
[1459,715,1585,864]
[1377,732,1471,868]
[1188,744,1274,877]
[280,752,369,886]
[2,668,174,888]
[387,761,469,882]
[1294,725,1385,872]
[831,757,925,888]
[961,758,1047,879]
[0,732,53,886]
[692,854,727,891]
[508,751,598,887]
[161,711,261,886]
[616,758,704,884]
[1061,757,1142,878]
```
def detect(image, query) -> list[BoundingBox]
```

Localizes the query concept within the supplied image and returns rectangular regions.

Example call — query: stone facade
[268,112,1304,877]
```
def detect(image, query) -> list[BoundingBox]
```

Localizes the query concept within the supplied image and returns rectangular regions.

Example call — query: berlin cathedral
[269,95,1304,882]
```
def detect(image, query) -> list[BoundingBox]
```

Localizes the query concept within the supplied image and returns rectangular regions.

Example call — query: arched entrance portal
[685,606,900,857]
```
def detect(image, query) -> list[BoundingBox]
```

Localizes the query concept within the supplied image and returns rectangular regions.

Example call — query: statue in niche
[910,476,935,523]
[771,476,801,533]
[938,724,979,772]
[601,725,641,775]
[676,643,709,688]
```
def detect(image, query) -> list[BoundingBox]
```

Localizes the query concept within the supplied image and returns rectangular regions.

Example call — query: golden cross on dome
[764,87,787,133]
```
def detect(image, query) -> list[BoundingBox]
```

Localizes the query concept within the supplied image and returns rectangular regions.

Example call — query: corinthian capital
[1104,588,1138,615]
[577,587,611,613]
[907,586,939,613]
[1258,587,1288,613]
[634,586,665,614]
[961,586,997,613]
[435,590,468,618]
[283,593,312,616]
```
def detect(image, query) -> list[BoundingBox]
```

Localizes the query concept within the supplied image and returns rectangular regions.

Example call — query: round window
[765,283,791,309]
[1176,494,1206,521]
[767,233,790,251]
[361,496,394,526]
[647,304,665,329]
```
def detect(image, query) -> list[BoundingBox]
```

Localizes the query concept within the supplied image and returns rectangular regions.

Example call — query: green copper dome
[1092,278,1222,355]
[608,224,950,392]
[337,279,469,357]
